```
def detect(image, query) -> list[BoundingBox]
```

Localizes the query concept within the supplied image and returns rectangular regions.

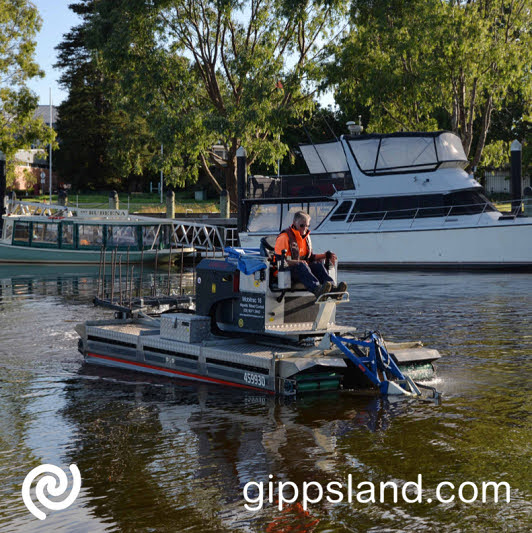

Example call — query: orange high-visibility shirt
[274,229,309,258]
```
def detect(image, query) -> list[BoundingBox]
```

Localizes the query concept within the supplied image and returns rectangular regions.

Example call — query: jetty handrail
[7,200,129,218]
[169,220,239,251]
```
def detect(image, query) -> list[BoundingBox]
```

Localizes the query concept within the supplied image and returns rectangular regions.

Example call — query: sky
[27,0,81,105]
[27,0,336,109]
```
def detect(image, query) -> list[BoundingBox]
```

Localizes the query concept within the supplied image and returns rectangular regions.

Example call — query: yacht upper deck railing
[247,172,353,199]
[341,200,530,232]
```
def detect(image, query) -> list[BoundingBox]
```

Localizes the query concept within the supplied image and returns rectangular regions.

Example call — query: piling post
[119,255,123,306]
[138,249,144,298]
[180,245,184,295]
[220,189,230,219]
[102,247,107,299]
[511,140,522,214]
[97,246,104,299]
[236,146,247,232]
[129,266,134,308]
[109,190,119,210]
[167,246,172,295]
[111,249,116,303]
[166,190,175,219]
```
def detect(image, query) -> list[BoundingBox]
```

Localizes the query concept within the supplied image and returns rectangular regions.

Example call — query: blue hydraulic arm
[330,332,414,396]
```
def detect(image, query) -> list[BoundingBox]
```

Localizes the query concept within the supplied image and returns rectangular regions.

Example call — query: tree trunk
[225,156,238,207]
[472,96,493,169]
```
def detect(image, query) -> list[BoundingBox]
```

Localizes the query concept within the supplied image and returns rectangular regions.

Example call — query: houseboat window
[107,226,138,248]
[247,204,281,232]
[62,224,74,246]
[32,223,59,245]
[142,225,161,248]
[330,201,353,221]
[78,225,103,247]
[13,222,31,243]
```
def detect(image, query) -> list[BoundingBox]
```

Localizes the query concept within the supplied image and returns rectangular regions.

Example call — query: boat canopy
[346,131,468,175]
[299,141,350,174]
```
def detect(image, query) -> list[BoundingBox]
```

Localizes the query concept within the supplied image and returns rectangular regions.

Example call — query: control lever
[280,249,287,270]
[325,250,332,271]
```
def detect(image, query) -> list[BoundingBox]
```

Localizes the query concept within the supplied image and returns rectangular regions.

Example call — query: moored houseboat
[0,201,176,264]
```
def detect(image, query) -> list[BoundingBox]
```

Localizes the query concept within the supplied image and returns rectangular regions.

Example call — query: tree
[329,0,531,169]
[87,0,346,202]
[0,0,55,184]
[55,0,157,191]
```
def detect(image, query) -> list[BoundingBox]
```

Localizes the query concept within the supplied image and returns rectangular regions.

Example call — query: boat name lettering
[76,209,129,217]
[244,373,266,387]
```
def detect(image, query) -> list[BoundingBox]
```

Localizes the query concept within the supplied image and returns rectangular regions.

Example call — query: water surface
[0,266,530,532]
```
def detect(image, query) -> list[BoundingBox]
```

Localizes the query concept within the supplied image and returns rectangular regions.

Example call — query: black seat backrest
[260,235,277,259]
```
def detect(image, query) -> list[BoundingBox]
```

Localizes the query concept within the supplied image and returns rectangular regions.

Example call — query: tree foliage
[0,0,55,177]
[87,0,347,201]
[329,0,531,169]
[55,0,157,191]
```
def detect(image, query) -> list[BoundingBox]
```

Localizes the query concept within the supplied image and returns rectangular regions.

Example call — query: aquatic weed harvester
[76,246,441,398]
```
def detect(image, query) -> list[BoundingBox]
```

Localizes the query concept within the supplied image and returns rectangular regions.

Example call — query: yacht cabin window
[330,201,353,221]
[348,190,495,222]
[247,201,335,233]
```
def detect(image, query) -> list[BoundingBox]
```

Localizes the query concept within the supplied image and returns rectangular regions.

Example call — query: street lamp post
[160,144,163,204]
[49,89,53,204]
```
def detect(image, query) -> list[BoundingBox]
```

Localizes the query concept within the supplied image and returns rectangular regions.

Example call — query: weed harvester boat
[76,245,441,398]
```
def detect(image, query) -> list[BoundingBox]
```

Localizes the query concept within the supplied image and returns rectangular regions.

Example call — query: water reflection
[60,368,411,532]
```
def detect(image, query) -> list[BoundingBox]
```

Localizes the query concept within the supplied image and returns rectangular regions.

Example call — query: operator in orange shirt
[274,211,347,298]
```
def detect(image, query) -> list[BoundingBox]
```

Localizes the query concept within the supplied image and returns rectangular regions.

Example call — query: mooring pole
[220,189,230,219]
[511,140,523,215]
[236,146,247,232]
[166,190,175,219]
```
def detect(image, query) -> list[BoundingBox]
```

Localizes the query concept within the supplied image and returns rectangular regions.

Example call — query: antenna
[321,115,339,141]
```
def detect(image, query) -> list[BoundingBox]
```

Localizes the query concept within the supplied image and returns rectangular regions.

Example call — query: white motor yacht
[239,131,531,269]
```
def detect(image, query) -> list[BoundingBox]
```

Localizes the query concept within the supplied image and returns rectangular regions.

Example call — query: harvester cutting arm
[329,332,440,399]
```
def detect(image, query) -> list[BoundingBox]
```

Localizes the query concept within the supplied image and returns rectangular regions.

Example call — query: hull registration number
[244,372,266,388]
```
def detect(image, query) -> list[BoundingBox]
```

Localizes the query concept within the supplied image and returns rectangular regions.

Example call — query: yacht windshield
[347,132,468,175]
[247,200,336,233]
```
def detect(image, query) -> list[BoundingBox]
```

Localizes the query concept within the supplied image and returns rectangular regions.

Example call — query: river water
[0,266,530,532]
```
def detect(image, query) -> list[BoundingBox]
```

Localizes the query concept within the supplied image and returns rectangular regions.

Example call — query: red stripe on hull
[86,352,274,394]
